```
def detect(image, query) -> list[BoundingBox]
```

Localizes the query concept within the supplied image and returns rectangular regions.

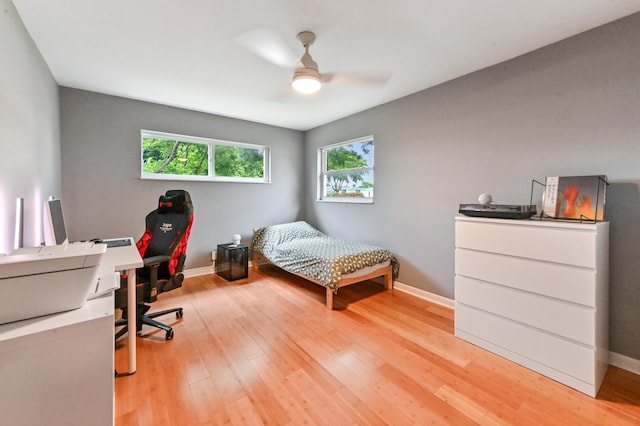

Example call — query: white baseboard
[609,351,640,375]
[393,280,455,309]
[183,266,214,278]
[183,260,254,279]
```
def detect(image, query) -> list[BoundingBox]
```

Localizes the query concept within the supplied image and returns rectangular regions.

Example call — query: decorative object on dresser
[459,192,537,220]
[454,215,609,397]
[541,175,607,221]
[458,203,537,219]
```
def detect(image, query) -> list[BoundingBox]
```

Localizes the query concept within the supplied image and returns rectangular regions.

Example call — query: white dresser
[454,216,609,397]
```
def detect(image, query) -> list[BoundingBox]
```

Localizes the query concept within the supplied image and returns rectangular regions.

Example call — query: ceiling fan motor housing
[296,31,316,47]
[292,30,322,93]
[296,31,320,73]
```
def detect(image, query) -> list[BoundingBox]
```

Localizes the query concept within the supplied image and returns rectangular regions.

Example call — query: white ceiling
[12,0,640,131]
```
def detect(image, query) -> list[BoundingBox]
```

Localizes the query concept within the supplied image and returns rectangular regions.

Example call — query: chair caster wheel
[176,309,183,319]
[166,329,174,340]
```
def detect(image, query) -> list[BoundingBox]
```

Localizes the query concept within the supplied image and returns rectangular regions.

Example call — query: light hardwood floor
[115,265,640,425]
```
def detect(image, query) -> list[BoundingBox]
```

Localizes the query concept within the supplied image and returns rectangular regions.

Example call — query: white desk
[0,238,143,425]
[0,239,143,426]
[102,238,143,374]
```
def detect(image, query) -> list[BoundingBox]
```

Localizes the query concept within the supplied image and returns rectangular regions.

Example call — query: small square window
[318,136,374,204]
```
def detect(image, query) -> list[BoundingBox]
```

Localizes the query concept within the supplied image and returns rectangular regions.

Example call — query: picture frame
[542,175,607,221]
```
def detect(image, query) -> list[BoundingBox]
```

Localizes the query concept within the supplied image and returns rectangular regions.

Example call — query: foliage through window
[318,136,374,203]
[141,130,270,183]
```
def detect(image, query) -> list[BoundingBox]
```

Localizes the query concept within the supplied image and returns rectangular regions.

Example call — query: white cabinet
[454,216,609,397]
[0,294,115,425]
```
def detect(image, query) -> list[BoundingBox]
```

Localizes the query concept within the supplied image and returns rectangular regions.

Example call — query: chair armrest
[143,255,170,267]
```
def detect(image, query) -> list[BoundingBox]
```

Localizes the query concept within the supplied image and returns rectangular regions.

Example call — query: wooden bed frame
[252,252,393,309]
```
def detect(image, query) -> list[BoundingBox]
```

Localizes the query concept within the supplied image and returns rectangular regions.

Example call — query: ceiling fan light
[292,69,321,94]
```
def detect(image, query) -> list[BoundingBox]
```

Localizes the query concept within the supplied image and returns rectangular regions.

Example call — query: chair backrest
[136,190,194,279]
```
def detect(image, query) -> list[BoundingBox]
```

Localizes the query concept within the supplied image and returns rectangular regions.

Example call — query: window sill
[316,198,374,204]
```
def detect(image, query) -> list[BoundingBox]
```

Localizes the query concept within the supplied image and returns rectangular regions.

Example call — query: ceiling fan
[237,29,388,95]
[291,31,322,94]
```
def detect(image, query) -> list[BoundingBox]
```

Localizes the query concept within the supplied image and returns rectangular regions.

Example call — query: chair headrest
[157,191,188,214]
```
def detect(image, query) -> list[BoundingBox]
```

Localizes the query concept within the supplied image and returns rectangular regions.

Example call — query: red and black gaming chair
[115,190,194,341]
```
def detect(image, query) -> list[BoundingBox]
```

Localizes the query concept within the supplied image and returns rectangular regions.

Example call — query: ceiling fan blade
[235,28,299,69]
[321,72,390,86]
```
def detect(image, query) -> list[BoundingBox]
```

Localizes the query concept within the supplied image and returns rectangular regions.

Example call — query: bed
[251,221,399,309]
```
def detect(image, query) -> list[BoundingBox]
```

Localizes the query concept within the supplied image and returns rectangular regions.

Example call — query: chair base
[115,304,183,341]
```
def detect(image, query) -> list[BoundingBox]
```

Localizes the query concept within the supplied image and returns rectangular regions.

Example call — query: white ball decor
[232,234,241,245]
[478,193,493,205]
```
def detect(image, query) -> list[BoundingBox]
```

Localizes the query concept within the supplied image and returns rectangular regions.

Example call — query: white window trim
[140,129,270,183]
[317,135,374,204]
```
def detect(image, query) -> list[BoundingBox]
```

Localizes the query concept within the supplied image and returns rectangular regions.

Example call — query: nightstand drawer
[455,248,596,306]
[456,276,596,345]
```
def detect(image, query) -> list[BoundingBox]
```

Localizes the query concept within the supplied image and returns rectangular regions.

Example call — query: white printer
[0,242,107,325]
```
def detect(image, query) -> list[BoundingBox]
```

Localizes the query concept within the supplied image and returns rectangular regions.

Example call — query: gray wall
[0,0,60,253]
[305,14,640,359]
[59,88,304,269]
[5,0,640,361]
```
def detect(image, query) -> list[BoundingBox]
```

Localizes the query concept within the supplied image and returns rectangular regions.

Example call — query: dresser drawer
[455,304,596,385]
[455,220,597,268]
[456,276,596,345]
[455,248,596,306]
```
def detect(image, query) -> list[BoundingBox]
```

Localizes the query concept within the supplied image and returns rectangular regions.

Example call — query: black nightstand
[216,243,248,281]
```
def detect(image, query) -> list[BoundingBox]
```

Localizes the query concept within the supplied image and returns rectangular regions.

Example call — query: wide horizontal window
[141,130,270,183]
[318,135,374,204]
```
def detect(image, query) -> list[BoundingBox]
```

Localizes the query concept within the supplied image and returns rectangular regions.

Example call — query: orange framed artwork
[542,175,607,221]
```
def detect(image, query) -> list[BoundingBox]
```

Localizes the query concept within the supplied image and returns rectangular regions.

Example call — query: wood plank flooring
[115,265,640,425]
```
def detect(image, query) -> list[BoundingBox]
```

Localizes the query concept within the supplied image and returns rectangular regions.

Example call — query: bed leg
[326,287,334,310]
[384,270,393,290]
[253,253,260,270]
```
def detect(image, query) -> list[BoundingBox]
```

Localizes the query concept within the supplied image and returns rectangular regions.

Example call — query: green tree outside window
[141,130,269,183]
[320,136,374,202]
